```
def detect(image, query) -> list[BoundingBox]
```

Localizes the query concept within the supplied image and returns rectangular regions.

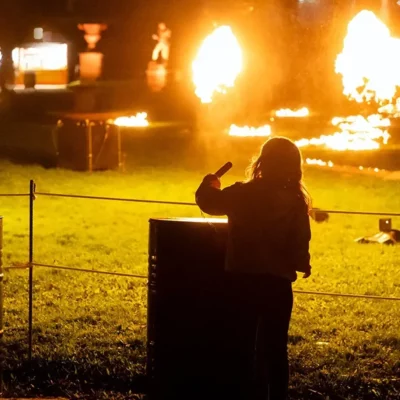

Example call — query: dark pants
[227,272,293,400]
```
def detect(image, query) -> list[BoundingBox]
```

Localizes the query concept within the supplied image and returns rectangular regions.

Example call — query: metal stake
[28,180,35,362]
[86,120,93,172]
[0,215,2,400]
[0,216,4,340]
[117,125,122,171]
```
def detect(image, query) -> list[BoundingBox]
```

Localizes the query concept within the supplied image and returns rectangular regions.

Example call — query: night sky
[1,1,400,93]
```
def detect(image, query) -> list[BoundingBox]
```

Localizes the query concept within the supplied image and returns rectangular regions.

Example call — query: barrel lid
[149,217,227,223]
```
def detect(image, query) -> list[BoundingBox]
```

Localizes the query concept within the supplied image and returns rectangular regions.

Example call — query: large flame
[335,10,400,103]
[192,26,243,103]
[295,115,390,151]
[229,124,271,137]
[275,107,309,118]
[378,98,400,116]
[229,115,390,151]
[112,112,149,127]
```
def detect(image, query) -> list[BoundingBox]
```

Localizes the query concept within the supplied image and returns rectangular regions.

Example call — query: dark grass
[0,120,399,399]
[0,148,399,399]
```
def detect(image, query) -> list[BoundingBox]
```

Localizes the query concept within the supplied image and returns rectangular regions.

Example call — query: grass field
[0,156,399,400]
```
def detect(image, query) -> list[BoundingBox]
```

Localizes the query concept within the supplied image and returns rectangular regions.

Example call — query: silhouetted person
[0,55,14,92]
[196,137,312,400]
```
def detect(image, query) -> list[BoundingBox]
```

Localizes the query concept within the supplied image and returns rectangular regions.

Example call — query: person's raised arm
[195,174,240,216]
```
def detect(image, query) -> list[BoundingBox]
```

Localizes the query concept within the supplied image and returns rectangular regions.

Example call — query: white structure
[152,22,171,63]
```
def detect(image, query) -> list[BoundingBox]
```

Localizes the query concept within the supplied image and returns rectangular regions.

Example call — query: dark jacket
[195,177,311,282]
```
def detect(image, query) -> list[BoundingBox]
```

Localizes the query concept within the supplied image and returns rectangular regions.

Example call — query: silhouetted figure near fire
[0,55,14,92]
[196,137,312,400]
[152,22,171,65]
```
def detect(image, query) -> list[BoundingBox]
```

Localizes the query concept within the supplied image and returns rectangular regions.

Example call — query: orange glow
[79,52,103,81]
[335,10,400,103]
[78,23,107,50]
[275,107,309,118]
[111,112,149,127]
[192,26,243,103]
[228,124,271,137]
[146,62,167,92]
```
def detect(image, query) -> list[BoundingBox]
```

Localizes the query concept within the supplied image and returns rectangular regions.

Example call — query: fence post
[86,120,93,173]
[0,216,3,340]
[117,125,122,171]
[28,180,35,362]
[0,215,2,400]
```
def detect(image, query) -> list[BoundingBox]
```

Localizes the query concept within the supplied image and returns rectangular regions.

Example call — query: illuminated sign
[12,43,67,71]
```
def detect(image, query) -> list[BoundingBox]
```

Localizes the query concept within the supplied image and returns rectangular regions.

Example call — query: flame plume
[295,115,390,151]
[275,107,309,118]
[335,10,400,103]
[192,26,243,103]
[229,124,271,137]
[228,115,390,151]
[112,112,149,127]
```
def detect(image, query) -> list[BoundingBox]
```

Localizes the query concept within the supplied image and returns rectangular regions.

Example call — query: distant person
[0,55,14,92]
[195,137,312,400]
[74,63,80,80]
[152,22,171,64]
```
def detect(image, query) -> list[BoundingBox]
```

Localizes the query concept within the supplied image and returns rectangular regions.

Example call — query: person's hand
[152,34,158,40]
[203,174,221,189]
[302,271,311,279]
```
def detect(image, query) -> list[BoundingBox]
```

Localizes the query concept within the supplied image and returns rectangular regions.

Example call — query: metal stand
[86,120,121,172]
[55,112,127,172]
[117,125,122,171]
[86,120,93,173]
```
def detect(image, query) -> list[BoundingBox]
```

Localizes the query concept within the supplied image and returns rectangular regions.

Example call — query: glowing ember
[306,158,383,174]
[378,98,400,116]
[306,158,334,167]
[335,10,400,103]
[275,107,309,118]
[228,124,271,137]
[295,115,390,151]
[112,112,149,127]
[192,26,243,103]
[331,114,390,129]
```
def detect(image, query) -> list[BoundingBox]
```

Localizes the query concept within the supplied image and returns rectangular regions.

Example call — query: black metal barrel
[147,217,249,400]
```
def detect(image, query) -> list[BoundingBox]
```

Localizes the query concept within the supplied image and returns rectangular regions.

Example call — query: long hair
[247,137,312,211]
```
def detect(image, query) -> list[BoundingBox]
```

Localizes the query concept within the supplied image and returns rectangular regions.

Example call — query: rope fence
[32,262,148,279]
[292,289,400,301]
[1,190,400,216]
[0,182,399,362]
[3,261,399,301]
[0,193,29,197]
[30,191,400,217]
[5,262,400,301]
[35,192,197,206]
